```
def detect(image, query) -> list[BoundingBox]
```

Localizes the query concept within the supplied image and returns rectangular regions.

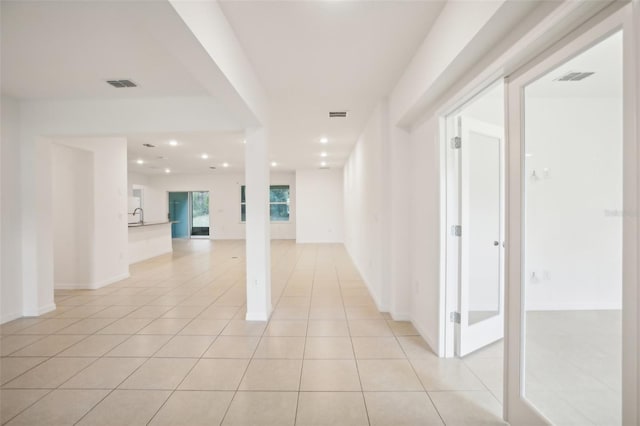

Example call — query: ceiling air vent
[209,166,217,170]
[142,143,156,148]
[329,111,348,118]
[554,71,595,82]
[106,79,137,88]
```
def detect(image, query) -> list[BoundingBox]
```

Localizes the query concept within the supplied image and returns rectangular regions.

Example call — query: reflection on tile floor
[1,240,506,425]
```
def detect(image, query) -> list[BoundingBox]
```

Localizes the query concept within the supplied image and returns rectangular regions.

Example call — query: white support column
[244,126,271,321]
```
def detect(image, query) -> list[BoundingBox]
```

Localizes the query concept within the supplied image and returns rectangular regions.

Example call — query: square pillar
[244,126,271,321]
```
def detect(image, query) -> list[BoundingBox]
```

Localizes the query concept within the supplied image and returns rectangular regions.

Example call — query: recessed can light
[164,168,171,173]
[320,137,328,144]
[136,159,144,165]
[320,152,328,157]
[222,162,229,168]
[321,161,327,167]
[169,140,178,146]
[271,161,277,167]
[201,153,209,159]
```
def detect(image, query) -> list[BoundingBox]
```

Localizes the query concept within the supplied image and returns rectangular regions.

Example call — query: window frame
[240,184,291,223]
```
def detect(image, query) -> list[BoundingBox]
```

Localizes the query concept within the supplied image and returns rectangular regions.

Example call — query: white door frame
[504,4,638,423]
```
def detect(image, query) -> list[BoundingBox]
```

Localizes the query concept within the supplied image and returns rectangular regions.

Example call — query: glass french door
[505,5,636,424]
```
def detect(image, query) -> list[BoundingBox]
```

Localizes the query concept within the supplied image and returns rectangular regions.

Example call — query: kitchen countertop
[127,221,174,228]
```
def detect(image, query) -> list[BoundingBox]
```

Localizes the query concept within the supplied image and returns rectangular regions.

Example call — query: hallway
[0,240,504,425]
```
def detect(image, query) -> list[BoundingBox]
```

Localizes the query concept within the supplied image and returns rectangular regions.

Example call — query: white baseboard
[390,312,411,321]
[245,312,269,321]
[55,272,130,291]
[1,311,23,324]
[22,302,57,318]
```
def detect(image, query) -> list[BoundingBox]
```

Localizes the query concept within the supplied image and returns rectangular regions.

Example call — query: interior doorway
[168,191,210,239]
[444,81,506,359]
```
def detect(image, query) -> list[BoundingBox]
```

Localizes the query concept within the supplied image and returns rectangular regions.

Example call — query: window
[241,185,290,222]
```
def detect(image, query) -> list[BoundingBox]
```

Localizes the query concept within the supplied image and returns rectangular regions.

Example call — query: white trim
[1,312,24,324]
[23,302,56,318]
[55,272,130,290]
[411,315,439,354]
[245,311,270,322]
[390,312,411,321]
[505,5,636,424]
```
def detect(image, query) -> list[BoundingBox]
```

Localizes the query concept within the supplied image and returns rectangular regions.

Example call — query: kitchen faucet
[132,207,144,224]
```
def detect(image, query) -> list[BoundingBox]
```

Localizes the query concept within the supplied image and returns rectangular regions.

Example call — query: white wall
[525,97,622,310]
[296,169,344,243]
[344,103,385,309]
[52,144,94,287]
[52,137,129,289]
[128,171,296,240]
[1,96,23,323]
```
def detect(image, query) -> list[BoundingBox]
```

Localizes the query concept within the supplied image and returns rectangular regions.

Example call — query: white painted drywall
[128,171,296,240]
[344,103,384,309]
[524,97,622,310]
[295,169,344,243]
[52,137,129,290]
[128,224,172,264]
[1,96,23,323]
[51,144,94,288]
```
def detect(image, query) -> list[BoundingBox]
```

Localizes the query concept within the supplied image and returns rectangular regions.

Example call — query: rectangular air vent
[329,111,347,118]
[142,143,156,148]
[554,72,595,82]
[106,79,137,88]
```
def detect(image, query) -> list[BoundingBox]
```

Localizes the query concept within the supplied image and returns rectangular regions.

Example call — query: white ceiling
[2,0,445,173]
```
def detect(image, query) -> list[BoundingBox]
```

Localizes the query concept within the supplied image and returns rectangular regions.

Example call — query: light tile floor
[1,240,505,425]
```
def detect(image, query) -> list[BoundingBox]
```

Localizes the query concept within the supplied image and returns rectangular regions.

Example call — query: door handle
[493,241,499,246]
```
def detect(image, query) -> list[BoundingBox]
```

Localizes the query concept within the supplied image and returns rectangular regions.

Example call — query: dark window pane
[270,203,289,221]
[241,185,246,203]
[269,185,289,203]
[241,204,246,222]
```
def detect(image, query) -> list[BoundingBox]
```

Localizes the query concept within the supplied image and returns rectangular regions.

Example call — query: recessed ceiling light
[242,139,247,144]
[169,140,178,146]
[320,152,328,157]
[136,159,144,165]
[201,153,209,159]
[164,168,171,173]
[320,137,328,144]
[271,161,277,167]
[222,162,229,168]
[321,161,327,167]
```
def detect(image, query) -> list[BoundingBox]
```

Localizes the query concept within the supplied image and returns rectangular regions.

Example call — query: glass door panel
[191,191,210,237]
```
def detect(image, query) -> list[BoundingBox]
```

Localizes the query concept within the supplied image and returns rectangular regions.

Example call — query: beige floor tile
[0,335,46,356]
[428,390,506,425]
[9,335,86,357]
[53,305,111,319]
[358,359,423,391]
[364,392,444,425]
[307,320,350,336]
[58,334,129,357]
[154,335,215,358]
[4,389,108,426]
[411,358,485,391]
[296,391,369,426]
[76,390,171,426]
[0,319,45,335]
[55,318,116,334]
[179,319,229,335]
[161,306,206,319]
[397,335,437,359]
[300,359,361,391]
[203,336,260,358]
[126,306,172,319]
[0,389,49,424]
[238,359,302,391]
[220,320,267,336]
[352,336,406,359]
[105,334,172,357]
[61,357,146,389]
[345,305,384,319]
[348,320,393,336]
[264,320,307,336]
[90,306,138,318]
[304,336,354,359]
[270,305,309,320]
[14,319,80,335]
[119,358,196,390]
[253,336,305,359]
[222,391,297,426]
[179,359,249,391]
[388,320,420,336]
[137,318,191,335]
[197,306,240,320]
[96,318,153,334]
[149,390,234,426]
[1,358,49,385]
[4,357,95,388]
[308,306,346,320]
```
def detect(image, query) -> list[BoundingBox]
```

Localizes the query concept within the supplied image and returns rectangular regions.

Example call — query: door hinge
[450,136,461,149]
[451,225,462,237]
[450,311,461,323]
